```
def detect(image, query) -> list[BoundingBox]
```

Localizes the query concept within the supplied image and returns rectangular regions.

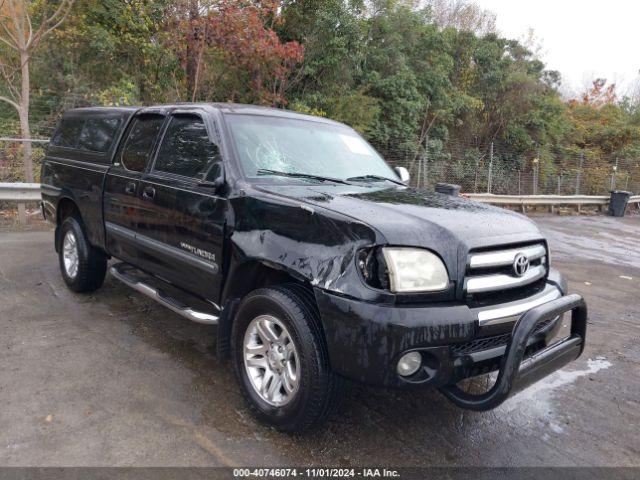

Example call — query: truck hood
[257,183,544,252]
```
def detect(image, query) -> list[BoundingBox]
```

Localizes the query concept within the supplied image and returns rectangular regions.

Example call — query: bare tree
[0,0,74,182]
[425,0,496,35]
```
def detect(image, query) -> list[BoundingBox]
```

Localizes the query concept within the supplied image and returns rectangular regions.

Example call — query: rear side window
[120,115,164,172]
[77,117,121,152]
[153,114,220,179]
[50,118,85,148]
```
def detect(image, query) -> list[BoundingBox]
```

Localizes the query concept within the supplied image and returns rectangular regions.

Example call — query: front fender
[226,193,392,302]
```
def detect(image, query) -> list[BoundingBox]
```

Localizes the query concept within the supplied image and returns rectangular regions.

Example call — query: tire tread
[232,283,342,432]
[59,215,107,293]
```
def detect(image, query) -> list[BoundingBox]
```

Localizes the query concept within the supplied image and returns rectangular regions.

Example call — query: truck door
[103,113,166,266]
[136,111,226,303]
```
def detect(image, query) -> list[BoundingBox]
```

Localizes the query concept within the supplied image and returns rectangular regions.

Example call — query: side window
[77,117,121,153]
[153,114,221,180]
[50,117,85,148]
[120,115,164,172]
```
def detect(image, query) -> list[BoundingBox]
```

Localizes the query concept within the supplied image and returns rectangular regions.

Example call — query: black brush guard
[440,293,587,411]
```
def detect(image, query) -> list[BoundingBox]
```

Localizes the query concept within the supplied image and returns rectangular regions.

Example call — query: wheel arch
[217,258,316,358]
[56,196,81,224]
[54,196,82,253]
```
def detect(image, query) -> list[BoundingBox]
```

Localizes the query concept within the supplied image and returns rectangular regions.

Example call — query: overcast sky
[475,0,640,97]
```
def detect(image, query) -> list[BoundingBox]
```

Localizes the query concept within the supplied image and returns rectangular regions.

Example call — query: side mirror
[198,163,225,190]
[394,166,410,184]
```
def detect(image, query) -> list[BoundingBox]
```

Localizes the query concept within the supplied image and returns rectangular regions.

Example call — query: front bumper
[314,273,587,409]
[442,294,586,410]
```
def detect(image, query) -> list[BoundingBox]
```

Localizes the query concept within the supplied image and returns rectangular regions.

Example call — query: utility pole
[611,157,618,191]
[533,156,539,195]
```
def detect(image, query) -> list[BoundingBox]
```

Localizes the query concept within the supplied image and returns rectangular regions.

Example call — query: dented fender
[224,190,394,303]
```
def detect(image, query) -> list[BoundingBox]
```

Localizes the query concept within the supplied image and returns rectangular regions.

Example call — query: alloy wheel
[243,314,300,406]
[62,230,79,279]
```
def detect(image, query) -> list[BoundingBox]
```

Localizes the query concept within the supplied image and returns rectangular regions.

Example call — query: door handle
[125,182,136,195]
[142,186,155,200]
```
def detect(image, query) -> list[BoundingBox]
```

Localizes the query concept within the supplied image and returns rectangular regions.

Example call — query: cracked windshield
[226,114,398,183]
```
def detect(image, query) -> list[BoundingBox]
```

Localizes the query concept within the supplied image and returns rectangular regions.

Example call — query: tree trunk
[185,0,200,98]
[19,49,33,183]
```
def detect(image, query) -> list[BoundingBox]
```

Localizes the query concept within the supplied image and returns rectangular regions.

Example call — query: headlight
[382,247,449,293]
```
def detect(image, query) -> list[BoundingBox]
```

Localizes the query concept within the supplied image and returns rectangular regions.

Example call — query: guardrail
[0,183,638,225]
[466,193,607,213]
[467,193,640,213]
[0,137,50,144]
[0,183,41,201]
[0,183,41,224]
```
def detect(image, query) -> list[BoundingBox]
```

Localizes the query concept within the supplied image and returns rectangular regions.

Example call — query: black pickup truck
[41,103,587,432]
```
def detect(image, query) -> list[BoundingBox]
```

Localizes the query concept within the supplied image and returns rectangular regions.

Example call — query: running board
[109,263,219,325]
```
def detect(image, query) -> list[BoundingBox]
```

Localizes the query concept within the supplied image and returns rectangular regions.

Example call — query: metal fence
[0,136,638,196]
[0,138,48,184]
[379,140,639,196]
[4,182,638,226]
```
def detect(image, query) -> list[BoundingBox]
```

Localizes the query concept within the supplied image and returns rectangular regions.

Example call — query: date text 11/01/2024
[232,468,400,477]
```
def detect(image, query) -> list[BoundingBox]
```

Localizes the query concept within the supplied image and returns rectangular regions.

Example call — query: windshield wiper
[256,169,351,185]
[346,174,405,185]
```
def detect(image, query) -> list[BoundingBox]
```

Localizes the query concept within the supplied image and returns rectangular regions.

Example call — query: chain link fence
[1,135,638,196]
[1,88,639,195]
[379,140,639,196]
[0,138,48,183]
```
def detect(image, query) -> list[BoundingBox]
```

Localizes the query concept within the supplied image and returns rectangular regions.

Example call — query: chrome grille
[450,317,556,356]
[465,243,547,294]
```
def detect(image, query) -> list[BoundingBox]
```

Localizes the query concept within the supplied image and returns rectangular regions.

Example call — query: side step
[109,263,219,325]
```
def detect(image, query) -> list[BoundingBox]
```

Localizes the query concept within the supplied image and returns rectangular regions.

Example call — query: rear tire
[232,284,342,432]
[58,216,107,293]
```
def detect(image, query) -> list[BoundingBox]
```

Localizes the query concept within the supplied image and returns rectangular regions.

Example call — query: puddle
[499,357,613,416]
[538,217,640,268]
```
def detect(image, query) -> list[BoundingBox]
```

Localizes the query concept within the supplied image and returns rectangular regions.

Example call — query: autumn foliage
[2,0,640,189]
[570,78,617,108]
[167,0,304,105]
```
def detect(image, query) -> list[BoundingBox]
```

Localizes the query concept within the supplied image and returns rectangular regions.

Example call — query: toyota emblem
[513,253,530,277]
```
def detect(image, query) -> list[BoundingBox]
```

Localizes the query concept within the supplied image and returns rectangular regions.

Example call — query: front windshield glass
[225,114,397,182]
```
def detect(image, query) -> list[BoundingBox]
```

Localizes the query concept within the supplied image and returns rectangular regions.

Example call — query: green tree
[0,0,74,181]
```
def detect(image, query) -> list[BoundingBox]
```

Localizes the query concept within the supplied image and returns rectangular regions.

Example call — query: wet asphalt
[0,214,638,467]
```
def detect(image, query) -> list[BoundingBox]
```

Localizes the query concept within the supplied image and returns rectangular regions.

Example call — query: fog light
[397,351,422,377]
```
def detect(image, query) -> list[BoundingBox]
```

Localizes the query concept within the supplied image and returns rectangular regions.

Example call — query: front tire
[58,216,107,293]
[232,285,342,432]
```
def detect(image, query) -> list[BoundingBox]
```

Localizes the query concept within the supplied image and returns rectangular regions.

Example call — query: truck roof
[64,103,343,127]
[77,102,342,125]
[50,103,348,167]
[62,106,140,117]
[210,103,344,126]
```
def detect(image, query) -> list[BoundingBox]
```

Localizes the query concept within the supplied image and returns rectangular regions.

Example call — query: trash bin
[608,190,631,217]
[435,183,461,196]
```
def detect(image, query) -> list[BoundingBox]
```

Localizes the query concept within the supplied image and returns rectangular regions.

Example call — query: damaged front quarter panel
[226,187,393,303]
